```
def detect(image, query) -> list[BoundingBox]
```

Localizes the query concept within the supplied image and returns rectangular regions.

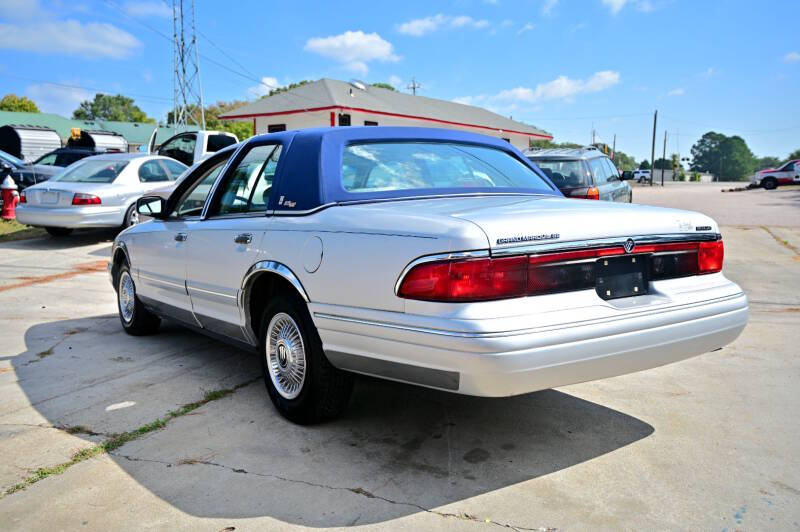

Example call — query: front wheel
[762,177,777,190]
[259,295,353,424]
[116,264,160,335]
[45,227,73,237]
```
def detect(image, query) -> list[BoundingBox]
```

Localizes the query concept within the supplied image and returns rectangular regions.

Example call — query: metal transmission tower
[172,0,205,131]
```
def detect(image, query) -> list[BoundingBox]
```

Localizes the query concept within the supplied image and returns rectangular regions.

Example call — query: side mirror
[0,162,11,175]
[136,196,166,219]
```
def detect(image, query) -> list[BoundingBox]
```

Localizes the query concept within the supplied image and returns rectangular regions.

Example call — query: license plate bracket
[595,255,648,300]
[42,191,59,205]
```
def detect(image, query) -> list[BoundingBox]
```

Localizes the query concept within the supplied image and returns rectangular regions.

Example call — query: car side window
[211,144,282,216]
[590,158,610,185]
[158,134,197,166]
[36,153,57,165]
[603,158,620,181]
[170,160,227,218]
[161,159,187,180]
[138,160,171,183]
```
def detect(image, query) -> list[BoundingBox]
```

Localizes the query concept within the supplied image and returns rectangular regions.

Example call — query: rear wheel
[116,264,160,335]
[45,227,73,237]
[121,204,139,229]
[259,295,353,424]
[762,177,777,190]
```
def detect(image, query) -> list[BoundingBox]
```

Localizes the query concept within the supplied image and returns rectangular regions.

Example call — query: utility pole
[591,122,595,145]
[407,77,421,95]
[661,130,667,186]
[612,134,616,160]
[172,0,205,131]
[649,110,657,186]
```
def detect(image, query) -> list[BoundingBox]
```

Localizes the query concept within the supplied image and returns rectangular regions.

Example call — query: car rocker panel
[111,126,748,423]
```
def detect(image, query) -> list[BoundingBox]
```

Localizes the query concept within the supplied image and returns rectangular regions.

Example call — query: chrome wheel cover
[127,208,139,226]
[266,312,306,400]
[119,271,135,323]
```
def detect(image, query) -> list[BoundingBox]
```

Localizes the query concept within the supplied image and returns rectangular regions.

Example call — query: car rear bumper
[311,281,748,396]
[16,205,125,228]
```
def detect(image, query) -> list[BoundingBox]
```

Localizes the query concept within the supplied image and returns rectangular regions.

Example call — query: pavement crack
[111,452,553,530]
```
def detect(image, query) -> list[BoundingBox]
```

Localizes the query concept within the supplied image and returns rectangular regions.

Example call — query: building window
[268,124,286,133]
[338,113,351,126]
[364,120,378,126]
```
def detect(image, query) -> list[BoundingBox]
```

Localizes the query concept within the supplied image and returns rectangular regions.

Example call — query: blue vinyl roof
[242,126,560,212]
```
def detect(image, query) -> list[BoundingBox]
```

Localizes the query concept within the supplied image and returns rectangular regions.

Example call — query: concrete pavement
[0,188,798,530]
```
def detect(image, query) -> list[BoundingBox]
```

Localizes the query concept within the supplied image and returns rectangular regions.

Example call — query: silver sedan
[16,153,186,236]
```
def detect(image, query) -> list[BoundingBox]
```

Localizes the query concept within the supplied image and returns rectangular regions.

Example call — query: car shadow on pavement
[9,316,654,527]
[0,228,119,251]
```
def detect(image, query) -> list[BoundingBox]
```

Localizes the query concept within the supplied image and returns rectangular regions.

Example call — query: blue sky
[1,0,798,162]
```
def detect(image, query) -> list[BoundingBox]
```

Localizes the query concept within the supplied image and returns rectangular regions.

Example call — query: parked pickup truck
[750,160,799,190]
[148,129,238,168]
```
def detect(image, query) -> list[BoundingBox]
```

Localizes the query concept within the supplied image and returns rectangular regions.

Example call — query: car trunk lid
[24,183,115,207]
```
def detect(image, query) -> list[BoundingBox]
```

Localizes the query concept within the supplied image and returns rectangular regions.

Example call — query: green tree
[653,157,672,170]
[261,80,313,98]
[690,131,755,181]
[612,150,637,171]
[73,94,154,123]
[167,100,255,140]
[529,139,582,149]
[0,94,40,112]
[370,82,396,91]
[639,159,651,170]
[754,156,782,170]
[788,149,800,160]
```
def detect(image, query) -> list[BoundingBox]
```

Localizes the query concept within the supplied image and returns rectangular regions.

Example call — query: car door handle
[234,233,253,245]
[174,232,187,242]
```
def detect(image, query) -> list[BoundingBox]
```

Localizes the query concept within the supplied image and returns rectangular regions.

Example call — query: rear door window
[138,160,171,183]
[602,158,620,181]
[590,158,610,185]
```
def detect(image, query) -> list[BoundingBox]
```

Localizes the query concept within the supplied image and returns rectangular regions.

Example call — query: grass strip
[0,220,46,242]
[1,378,259,499]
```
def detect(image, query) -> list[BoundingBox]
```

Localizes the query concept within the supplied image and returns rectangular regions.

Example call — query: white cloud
[518,23,535,35]
[496,70,620,103]
[122,1,171,18]
[542,0,559,15]
[0,0,41,19]
[389,75,403,88]
[397,14,490,36]
[247,76,280,98]
[500,19,514,27]
[0,19,141,59]
[26,82,91,116]
[667,87,685,96]
[602,0,628,14]
[305,30,398,75]
[784,51,800,63]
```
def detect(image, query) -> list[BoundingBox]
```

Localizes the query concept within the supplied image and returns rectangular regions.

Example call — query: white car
[110,127,748,424]
[148,130,238,167]
[633,169,651,183]
[17,154,186,236]
[750,159,799,190]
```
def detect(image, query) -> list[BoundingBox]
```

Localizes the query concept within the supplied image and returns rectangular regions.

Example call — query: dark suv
[525,147,632,202]
[33,147,109,169]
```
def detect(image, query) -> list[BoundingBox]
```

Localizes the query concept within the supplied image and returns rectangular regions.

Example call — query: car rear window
[529,159,590,188]
[206,134,237,153]
[341,142,551,194]
[52,160,129,183]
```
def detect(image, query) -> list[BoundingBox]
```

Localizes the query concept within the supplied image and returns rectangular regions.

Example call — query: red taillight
[19,191,26,203]
[698,240,724,274]
[398,239,724,302]
[72,193,101,206]
[397,256,527,302]
[585,187,600,200]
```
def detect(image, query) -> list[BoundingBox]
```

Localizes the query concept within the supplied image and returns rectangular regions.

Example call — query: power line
[5,74,172,103]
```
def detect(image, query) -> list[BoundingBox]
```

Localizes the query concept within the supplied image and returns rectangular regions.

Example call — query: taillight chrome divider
[395,233,722,300]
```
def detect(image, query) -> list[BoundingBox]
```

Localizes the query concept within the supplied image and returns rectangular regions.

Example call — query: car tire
[259,294,353,424]
[121,204,139,229]
[762,177,777,190]
[45,227,73,237]
[116,263,160,336]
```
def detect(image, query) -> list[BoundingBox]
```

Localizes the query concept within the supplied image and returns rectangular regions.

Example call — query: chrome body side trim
[138,273,187,291]
[187,284,238,299]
